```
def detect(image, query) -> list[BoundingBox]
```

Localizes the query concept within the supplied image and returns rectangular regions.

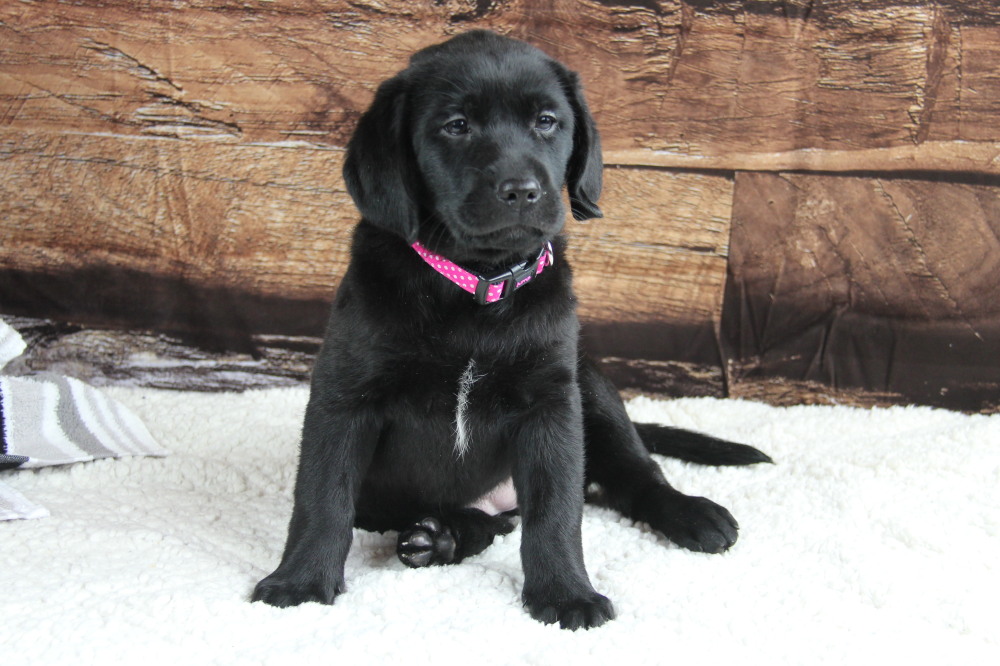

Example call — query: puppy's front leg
[513,387,615,630]
[252,398,378,607]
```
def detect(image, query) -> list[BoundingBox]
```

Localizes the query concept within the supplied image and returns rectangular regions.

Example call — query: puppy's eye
[535,114,557,132]
[443,118,469,136]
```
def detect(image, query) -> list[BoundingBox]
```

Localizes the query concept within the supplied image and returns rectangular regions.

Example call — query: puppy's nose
[497,178,541,206]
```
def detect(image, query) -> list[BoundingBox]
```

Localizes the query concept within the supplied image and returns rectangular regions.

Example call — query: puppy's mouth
[421,196,565,264]
[447,223,550,263]
[470,224,546,248]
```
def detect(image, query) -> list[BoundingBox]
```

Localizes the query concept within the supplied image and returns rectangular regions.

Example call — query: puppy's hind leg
[579,358,744,554]
[397,509,517,568]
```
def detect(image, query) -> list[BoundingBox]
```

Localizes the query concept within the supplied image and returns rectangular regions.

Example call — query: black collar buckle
[472,244,551,305]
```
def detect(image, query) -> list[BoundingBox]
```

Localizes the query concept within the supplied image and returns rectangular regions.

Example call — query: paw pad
[397,517,457,568]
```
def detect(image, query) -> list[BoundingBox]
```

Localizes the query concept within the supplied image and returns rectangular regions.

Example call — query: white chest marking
[454,359,481,458]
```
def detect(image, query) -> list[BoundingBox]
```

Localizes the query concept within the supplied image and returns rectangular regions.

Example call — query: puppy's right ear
[342,76,419,242]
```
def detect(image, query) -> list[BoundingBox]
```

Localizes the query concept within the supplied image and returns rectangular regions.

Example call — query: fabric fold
[0,318,167,520]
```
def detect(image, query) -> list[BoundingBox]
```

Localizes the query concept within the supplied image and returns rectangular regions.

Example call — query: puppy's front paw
[523,591,615,631]
[653,493,740,554]
[251,572,344,608]
[397,517,457,568]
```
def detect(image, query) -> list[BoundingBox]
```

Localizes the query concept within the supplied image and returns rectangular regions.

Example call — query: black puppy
[253,30,770,630]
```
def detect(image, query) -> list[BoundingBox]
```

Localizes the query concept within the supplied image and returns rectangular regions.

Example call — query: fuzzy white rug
[2,386,998,665]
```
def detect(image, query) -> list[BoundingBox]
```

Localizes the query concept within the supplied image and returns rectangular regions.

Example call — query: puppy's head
[343,30,602,264]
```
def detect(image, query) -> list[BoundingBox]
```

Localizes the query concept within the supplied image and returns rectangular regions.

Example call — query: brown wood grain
[0,130,734,328]
[0,131,353,301]
[567,167,732,326]
[2,0,998,173]
[726,172,1000,324]
[722,171,1000,412]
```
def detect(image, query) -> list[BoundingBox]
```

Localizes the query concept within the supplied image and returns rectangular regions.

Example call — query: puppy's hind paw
[397,517,457,568]
[652,492,740,554]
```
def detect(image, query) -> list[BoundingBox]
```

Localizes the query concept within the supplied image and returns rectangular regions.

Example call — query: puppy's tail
[634,423,773,466]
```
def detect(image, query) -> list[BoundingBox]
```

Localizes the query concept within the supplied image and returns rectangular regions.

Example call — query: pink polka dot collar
[410,241,554,305]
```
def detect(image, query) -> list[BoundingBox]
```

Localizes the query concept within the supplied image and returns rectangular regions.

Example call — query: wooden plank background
[2,0,999,411]
[3,1,999,169]
[722,172,1000,412]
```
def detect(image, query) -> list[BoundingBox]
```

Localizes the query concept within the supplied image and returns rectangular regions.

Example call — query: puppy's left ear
[556,66,603,220]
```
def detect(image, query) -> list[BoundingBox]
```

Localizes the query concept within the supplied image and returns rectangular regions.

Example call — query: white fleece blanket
[1,386,997,665]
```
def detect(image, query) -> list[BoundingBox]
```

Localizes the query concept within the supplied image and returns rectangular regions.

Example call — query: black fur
[252,31,770,631]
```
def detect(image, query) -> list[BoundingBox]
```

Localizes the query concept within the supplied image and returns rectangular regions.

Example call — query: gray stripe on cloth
[42,373,165,458]
[74,376,164,456]
[49,374,118,459]
[0,377,93,467]
[0,454,30,470]
[108,394,165,456]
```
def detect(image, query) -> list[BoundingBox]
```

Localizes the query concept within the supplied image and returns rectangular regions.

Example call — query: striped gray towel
[1,319,166,520]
